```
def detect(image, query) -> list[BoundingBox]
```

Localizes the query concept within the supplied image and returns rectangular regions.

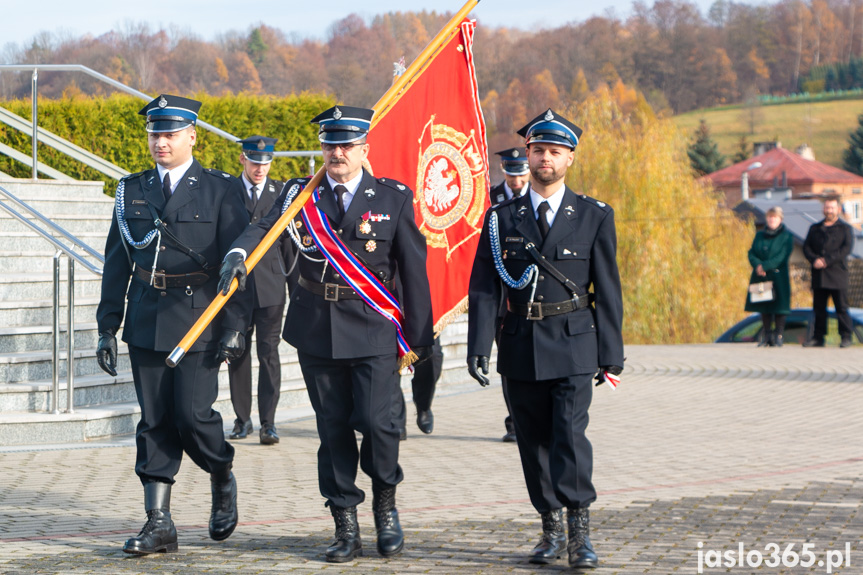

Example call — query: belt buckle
[527,302,543,320]
[324,283,339,301]
[153,271,167,290]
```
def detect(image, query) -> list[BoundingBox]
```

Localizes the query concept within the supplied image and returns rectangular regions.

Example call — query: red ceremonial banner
[366,19,489,334]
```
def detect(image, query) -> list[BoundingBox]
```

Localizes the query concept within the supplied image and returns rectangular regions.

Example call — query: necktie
[250,185,258,210]
[537,201,551,239]
[162,172,172,205]
[334,184,348,221]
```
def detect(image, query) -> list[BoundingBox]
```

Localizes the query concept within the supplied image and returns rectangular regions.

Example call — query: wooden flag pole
[167,0,480,367]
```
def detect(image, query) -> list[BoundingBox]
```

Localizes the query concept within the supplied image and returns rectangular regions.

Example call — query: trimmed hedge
[0,93,337,194]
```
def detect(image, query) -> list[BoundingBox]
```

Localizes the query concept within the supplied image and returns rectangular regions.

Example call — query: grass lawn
[674,99,863,168]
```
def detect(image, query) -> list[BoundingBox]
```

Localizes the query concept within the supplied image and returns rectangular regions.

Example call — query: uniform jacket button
[538,274,545,281]
[333,273,340,279]
[537,295,544,301]
[160,292,167,297]
[159,246,166,252]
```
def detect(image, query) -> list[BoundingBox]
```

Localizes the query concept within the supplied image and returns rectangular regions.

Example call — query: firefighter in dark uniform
[227,136,291,444]
[95,94,251,554]
[489,147,530,206]
[467,109,624,570]
[489,147,530,443]
[218,105,434,563]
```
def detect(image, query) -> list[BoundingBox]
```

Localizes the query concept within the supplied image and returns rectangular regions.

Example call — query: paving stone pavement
[0,344,861,574]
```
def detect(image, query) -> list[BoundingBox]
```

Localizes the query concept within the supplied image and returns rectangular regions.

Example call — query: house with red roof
[702,145,863,228]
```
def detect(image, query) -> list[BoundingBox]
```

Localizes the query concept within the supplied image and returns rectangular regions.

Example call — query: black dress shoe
[502,430,517,443]
[416,409,434,434]
[399,428,407,441]
[259,424,280,445]
[228,419,252,440]
[209,470,238,541]
[803,338,825,347]
[840,337,853,348]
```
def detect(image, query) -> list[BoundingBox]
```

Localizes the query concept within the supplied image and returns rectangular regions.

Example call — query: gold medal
[365,240,377,252]
[359,220,372,235]
[302,235,313,246]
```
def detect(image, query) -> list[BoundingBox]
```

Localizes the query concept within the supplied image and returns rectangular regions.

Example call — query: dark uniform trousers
[96,159,251,485]
[230,170,434,508]
[393,336,443,430]
[228,177,289,427]
[468,188,623,514]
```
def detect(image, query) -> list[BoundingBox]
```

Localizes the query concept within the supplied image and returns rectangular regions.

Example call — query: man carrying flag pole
[218,106,434,562]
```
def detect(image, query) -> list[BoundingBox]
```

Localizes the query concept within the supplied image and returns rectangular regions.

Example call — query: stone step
[0,231,107,253]
[0,297,99,327]
[0,274,103,300]
[0,322,100,353]
[0,178,108,200]
[0,213,111,234]
[0,251,104,273]
[0,358,479,446]
[0,346,131,384]
[0,196,113,217]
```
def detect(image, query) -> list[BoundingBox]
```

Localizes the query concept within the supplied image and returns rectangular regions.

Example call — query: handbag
[749,281,774,303]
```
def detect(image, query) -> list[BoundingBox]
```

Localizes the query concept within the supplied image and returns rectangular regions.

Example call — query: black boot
[758,329,771,347]
[372,487,404,557]
[326,505,362,562]
[567,508,598,569]
[123,482,178,554]
[529,508,566,564]
[416,409,434,434]
[209,468,238,541]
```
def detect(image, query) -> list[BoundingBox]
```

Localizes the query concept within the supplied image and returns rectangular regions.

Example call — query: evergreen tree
[687,119,726,176]
[732,135,749,164]
[842,114,863,176]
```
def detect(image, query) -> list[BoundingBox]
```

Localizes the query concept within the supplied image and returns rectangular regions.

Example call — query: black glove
[218,252,247,295]
[96,331,118,376]
[595,365,623,387]
[215,329,246,363]
[413,346,433,365]
[467,355,490,387]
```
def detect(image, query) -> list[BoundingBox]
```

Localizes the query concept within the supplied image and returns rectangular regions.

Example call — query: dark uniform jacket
[468,187,624,381]
[803,218,855,290]
[490,182,509,206]
[97,159,252,352]
[239,176,292,309]
[231,169,435,359]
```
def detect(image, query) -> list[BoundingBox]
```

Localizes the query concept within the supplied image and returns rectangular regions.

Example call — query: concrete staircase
[0,178,476,446]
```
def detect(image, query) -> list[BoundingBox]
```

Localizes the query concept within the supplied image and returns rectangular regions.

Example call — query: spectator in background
[803,197,855,347]
[745,206,794,346]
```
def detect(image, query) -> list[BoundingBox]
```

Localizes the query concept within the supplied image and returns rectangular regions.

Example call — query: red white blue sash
[300,188,417,370]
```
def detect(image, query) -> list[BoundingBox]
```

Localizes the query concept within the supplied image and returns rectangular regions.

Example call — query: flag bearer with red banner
[218,106,434,563]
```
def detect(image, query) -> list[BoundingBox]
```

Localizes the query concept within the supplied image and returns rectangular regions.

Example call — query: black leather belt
[135,266,212,290]
[508,293,594,320]
[299,276,394,301]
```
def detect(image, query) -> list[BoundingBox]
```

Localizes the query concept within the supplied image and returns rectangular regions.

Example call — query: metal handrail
[0,183,104,415]
[0,64,323,173]
[0,185,104,267]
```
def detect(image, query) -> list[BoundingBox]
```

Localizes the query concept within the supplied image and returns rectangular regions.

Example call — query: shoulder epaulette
[577,192,612,212]
[376,177,411,195]
[204,168,236,180]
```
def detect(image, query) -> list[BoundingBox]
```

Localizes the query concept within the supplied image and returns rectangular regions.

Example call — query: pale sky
[3,0,732,49]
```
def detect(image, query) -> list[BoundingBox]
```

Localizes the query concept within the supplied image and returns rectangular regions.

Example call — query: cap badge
[544,109,554,121]
[365,240,377,252]
[511,150,519,157]
[257,139,266,150]
[333,107,343,120]
[158,96,168,109]
[359,220,372,235]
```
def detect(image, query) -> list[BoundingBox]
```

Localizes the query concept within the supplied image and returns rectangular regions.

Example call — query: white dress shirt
[529,181,567,228]
[155,157,194,195]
